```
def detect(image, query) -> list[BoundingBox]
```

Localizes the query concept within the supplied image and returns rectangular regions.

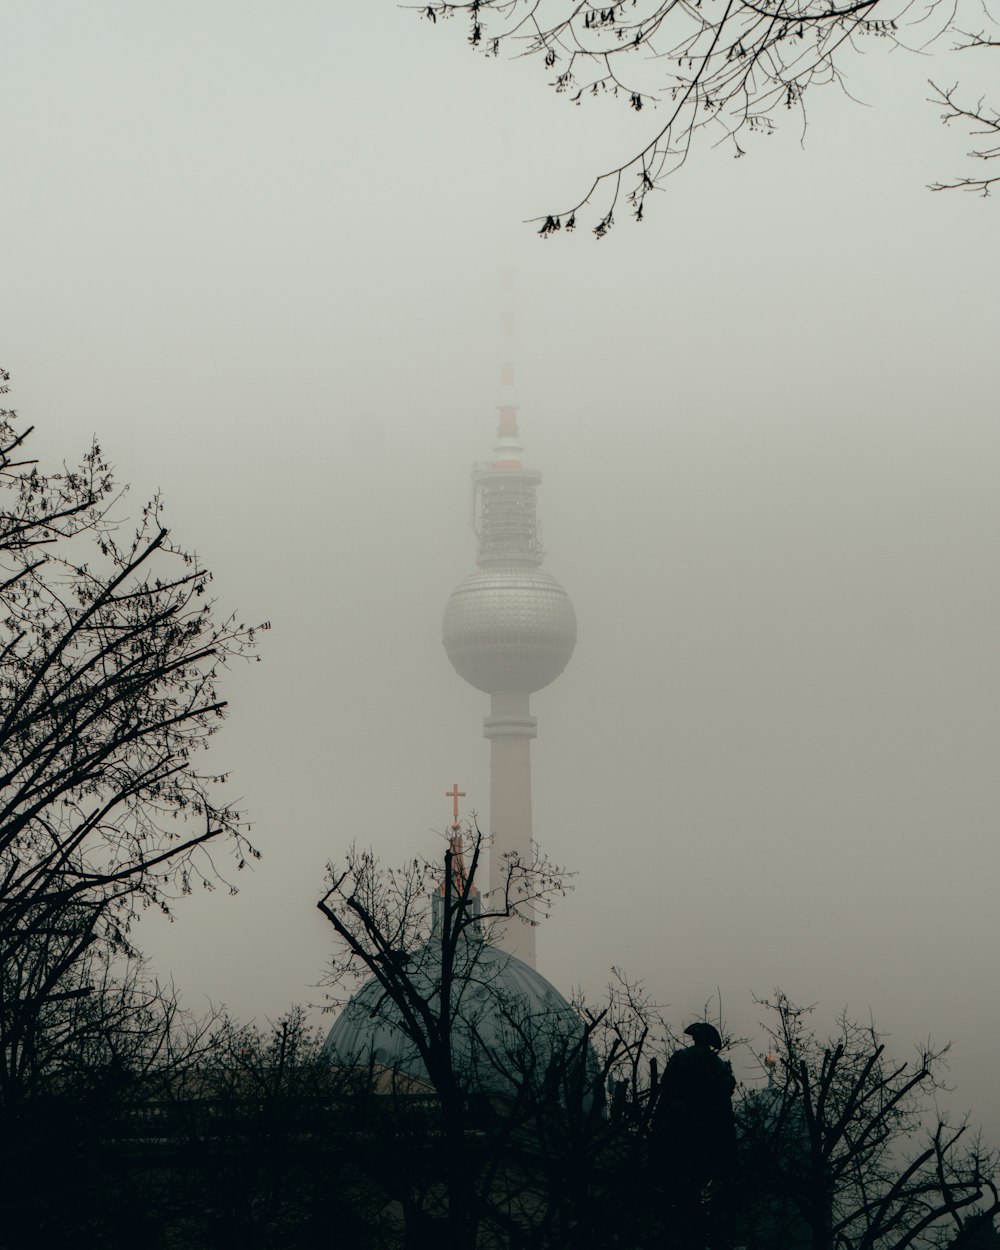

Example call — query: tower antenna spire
[496,264,520,457]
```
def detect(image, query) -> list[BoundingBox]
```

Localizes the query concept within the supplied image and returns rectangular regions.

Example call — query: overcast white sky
[2,1,998,1137]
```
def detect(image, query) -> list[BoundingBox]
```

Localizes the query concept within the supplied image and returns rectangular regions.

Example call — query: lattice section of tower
[474,471,544,565]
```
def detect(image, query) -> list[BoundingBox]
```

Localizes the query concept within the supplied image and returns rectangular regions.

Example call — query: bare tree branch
[419,0,998,226]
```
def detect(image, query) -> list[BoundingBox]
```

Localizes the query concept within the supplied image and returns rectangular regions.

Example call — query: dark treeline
[1,991,999,1250]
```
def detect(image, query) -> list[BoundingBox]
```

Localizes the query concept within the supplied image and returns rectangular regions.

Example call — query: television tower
[442,298,576,967]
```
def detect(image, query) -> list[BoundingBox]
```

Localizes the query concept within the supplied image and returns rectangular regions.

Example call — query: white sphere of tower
[442,566,576,694]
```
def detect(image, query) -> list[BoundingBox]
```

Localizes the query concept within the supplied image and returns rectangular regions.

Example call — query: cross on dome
[438,783,478,903]
[445,783,465,829]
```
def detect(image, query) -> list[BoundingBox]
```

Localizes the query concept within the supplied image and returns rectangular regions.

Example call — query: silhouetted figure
[653,1022,737,1249]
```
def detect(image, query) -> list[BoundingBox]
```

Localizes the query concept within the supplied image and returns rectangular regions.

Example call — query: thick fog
[2,4,998,1140]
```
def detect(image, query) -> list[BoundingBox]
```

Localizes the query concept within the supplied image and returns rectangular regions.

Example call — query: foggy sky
[2,3,998,1140]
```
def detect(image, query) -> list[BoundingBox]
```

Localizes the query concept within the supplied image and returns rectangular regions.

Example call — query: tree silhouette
[735,992,1000,1250]
[0,370,262,1112]
[318,827,601,1249]
[422,0,999,229]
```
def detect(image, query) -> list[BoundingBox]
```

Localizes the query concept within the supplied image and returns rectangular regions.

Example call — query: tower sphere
[443,565,577,694]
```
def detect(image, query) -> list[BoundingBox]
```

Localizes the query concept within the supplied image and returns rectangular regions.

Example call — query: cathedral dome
[442,566,577,694]
[323,938,589,1100]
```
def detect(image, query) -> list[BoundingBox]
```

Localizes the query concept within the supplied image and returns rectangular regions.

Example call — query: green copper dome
[324,938,591,1101]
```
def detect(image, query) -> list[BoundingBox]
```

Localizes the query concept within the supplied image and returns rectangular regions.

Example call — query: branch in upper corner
[418,0,953,231]
[928,78,1000,194]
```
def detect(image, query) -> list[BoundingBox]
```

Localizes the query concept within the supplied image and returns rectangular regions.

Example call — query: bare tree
[317,826,596,1249]
[0,905,194,1110]
[0,371,263,1067]
[736,992,1000,1250]
[420,0,998,229]
[929,61,1000,196]
[0,370,266,1250]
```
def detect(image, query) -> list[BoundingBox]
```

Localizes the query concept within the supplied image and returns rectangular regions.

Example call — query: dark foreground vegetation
[0,994,998,1250]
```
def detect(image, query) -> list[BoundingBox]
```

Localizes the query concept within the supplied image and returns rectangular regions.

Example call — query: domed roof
[323,938,589,1100]
[737,1076,808,1170]
[442,566,577,694]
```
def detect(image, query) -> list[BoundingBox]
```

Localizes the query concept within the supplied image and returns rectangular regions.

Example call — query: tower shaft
[484,691,537,966]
